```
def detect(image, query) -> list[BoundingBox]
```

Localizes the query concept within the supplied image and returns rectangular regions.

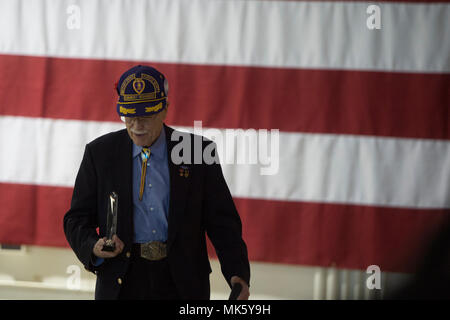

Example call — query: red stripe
[0,54,448,140]
[233,198,450,273]
[0,183,71,247]
[1,182,448,272]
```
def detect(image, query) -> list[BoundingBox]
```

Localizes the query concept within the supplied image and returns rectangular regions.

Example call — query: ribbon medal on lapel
[179,165,190,178]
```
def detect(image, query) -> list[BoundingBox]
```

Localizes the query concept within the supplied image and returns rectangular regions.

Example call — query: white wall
[0,245,411,300]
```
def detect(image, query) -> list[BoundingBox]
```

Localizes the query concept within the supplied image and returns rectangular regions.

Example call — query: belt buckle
[140,241,167,261]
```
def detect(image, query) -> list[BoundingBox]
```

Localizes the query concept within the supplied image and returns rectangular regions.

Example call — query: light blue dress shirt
[132,128,170,243]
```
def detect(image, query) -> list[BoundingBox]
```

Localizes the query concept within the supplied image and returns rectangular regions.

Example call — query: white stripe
[0,0,448,73]
[0,116,123,188]
[1,116,449,209]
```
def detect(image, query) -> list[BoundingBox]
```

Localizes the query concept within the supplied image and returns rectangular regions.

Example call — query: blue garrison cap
[116,65,168,117]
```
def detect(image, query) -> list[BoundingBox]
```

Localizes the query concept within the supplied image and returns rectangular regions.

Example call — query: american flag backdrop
[0,0,449,274]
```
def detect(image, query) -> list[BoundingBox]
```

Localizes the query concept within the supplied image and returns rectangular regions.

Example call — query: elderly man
[63,65,250,300]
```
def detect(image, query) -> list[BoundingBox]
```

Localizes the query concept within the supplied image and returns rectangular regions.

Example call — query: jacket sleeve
[63,144,100,273]
[203,143,251,288]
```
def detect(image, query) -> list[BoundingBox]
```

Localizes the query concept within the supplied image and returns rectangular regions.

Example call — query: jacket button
[126,251,131,258]
[117,278,122,285]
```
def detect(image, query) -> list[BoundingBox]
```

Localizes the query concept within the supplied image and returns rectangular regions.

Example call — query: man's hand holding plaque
[93,235,125,258]
[92,192,124,259]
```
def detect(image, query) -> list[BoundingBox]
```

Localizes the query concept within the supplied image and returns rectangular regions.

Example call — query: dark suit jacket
[63,124,250,300]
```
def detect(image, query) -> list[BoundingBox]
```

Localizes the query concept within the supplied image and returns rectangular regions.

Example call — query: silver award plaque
[102,192,118,252]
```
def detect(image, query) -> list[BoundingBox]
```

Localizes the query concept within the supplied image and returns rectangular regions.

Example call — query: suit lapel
[164,124,191,251]
[112,129,134,245]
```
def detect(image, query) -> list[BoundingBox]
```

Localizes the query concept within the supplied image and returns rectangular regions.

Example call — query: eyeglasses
[121,115,156,123]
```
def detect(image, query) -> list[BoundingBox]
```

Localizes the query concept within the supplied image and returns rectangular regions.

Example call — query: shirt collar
[132,127,167,160]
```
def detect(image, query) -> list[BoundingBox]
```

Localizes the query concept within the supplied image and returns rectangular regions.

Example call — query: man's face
[124,106,168,147]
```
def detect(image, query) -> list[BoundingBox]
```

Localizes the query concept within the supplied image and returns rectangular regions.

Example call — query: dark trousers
[118,250,179,300]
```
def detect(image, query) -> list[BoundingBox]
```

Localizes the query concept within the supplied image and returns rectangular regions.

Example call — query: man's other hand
[231,276,250,300]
